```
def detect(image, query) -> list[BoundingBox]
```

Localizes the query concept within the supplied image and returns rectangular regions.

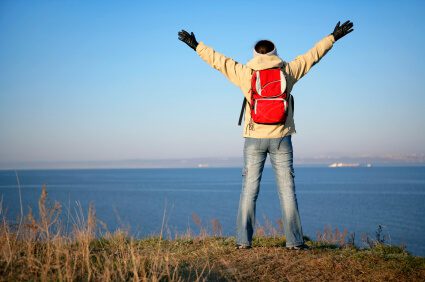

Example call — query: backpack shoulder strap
[238,70,256,126]
[237,98,247,126]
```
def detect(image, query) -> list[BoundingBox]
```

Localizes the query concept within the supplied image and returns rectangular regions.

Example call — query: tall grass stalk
[14,171,23,239]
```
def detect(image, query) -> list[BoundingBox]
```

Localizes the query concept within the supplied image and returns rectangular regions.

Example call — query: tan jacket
[196,34,335,138]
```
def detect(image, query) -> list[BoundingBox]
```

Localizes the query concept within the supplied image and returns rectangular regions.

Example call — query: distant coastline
[1,154,424,170]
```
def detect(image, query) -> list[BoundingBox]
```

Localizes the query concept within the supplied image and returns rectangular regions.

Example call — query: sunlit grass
[0,186,424,281]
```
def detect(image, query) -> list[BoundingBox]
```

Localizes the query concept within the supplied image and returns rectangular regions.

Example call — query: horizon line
[1,155,424,170]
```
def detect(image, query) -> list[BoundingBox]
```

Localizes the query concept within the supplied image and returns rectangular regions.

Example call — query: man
[177,21,354,249]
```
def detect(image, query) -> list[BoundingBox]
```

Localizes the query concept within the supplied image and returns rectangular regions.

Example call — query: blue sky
[1,0,424,165]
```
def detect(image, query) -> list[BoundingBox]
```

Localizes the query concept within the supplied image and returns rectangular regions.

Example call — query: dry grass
[1,186,424,281]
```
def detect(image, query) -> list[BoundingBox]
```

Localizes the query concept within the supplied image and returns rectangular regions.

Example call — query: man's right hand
[178,30,199,51]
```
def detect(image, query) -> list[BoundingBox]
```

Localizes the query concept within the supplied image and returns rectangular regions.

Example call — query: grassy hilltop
[1,186,424,281]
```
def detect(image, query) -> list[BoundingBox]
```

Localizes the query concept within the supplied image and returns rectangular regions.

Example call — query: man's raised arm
[288,20,354,82]
[178,29,251,89]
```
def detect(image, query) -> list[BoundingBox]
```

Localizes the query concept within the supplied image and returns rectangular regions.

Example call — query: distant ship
[328,162,359,168]
[328,163,373,168]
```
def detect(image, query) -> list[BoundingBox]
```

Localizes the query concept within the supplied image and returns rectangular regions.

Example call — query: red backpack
[251,68,289,124]
[238,68,292,126]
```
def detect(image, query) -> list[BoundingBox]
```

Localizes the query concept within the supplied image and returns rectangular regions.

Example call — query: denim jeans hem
[236,243,251,247]
[236,240,251,247]
[285,241,305,248]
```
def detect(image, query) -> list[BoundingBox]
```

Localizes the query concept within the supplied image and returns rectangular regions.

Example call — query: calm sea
[0,167,424,256]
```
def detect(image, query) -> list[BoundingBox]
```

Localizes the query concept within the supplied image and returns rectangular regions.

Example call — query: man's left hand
[332,20,354,41]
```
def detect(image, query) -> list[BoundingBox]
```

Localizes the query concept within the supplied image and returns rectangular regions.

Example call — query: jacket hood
[246,55,285,71]
[253,40,278,57]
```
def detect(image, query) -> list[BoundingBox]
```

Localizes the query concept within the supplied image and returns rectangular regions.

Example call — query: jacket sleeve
[287,35,335,82]
[196,42,252,88]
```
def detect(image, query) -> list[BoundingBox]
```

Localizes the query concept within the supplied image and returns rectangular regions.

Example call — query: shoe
[235,244,252,250]
[286,244,309,250]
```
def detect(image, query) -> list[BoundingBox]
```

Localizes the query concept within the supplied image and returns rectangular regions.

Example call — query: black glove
[178,30,199,51]
[332,20,354,41]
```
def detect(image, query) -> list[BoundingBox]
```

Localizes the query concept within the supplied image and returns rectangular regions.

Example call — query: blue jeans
[236,136,304,247]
